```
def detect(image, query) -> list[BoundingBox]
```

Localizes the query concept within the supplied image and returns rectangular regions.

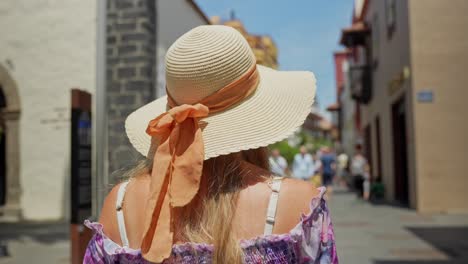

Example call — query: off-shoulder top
[83,179,338,263]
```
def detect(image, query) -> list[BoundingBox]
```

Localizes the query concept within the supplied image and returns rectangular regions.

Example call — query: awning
[340,21,370,47]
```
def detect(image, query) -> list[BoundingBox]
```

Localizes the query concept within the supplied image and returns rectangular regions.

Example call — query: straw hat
[125,25,316,160]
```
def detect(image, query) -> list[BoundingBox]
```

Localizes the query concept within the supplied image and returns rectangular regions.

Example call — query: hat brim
[125,64,316,160]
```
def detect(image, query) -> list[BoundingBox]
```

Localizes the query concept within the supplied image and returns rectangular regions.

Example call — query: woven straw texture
[166,25,256,105]
[125,25,316,160]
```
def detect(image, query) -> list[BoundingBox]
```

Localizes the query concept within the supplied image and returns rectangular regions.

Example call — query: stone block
[117,45,137,55]
[117,67,136,78]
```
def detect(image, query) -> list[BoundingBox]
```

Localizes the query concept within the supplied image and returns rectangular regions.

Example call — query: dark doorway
[0,85,6,206]
[364,124,373,181]
[392,96,409,205]
[375,116,382,181]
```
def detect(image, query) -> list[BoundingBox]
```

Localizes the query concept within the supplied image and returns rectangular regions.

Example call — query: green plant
[268,129,334,164]
[370,182,385,200]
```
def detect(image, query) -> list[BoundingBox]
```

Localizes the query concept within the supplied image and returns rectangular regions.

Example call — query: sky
[194,0,355,117]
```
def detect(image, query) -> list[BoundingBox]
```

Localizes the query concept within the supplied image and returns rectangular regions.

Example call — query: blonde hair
[126,147,270,263]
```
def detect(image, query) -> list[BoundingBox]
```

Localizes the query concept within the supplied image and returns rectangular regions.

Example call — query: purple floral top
[83,187,338,263]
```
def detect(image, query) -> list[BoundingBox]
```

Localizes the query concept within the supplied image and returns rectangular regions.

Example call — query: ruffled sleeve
[290,187,339,263]
[83,220,108,263]
[82,220,143,264]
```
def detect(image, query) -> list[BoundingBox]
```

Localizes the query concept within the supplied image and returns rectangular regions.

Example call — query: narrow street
[329,188,468,264]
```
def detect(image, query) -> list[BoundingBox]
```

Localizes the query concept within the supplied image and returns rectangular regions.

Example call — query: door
[392,96,409,205]
[0,86,6,206]
[364,124,373,181]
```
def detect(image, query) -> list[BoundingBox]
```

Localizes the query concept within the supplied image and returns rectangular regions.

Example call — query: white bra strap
[116,181,130,247]
[264,177,283,235]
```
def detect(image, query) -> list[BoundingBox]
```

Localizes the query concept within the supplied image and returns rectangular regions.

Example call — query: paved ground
[1,189,467,263]
[329,188,468,264]
[0,222,69,264]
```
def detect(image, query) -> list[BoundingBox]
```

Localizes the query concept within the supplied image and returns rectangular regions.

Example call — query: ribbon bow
[141,104,209,261]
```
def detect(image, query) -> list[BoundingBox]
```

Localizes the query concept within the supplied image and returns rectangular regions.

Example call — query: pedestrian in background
[269,148,288,176]
[320,147,337,191]
[336,152,349,187]
[292,145,315,181]
[310,152,322,187]
[351,144,369,199]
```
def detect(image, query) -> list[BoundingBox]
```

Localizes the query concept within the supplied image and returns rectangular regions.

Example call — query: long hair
[126,147,270,263]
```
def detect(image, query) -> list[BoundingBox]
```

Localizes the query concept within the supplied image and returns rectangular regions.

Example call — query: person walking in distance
[310,151,322,187]
[269,148,288,176]
[292,146,315,181]
[351,144,369,199]
[320,147,337,194]
[336,152,349,187]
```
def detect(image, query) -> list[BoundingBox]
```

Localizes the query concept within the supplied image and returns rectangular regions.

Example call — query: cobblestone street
[329,189,468,264]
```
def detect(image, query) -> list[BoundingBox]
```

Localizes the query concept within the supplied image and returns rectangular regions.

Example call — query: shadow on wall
[374,227,468,264]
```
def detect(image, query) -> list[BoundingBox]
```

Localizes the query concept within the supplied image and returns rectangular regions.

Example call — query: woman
[84,25,338,263]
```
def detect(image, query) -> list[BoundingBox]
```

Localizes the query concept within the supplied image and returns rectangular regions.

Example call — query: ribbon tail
[141,134,174,262]
[141,192,173,262]
[170,118,205,207]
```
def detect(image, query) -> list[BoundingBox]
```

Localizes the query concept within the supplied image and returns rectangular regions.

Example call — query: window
[385,0,396,38]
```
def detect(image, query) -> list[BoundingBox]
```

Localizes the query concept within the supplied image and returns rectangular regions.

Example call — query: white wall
[156,0,208,97]
[0,0,96,220]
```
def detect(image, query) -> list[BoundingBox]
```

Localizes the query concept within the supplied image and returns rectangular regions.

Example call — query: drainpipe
[94,0,108,218]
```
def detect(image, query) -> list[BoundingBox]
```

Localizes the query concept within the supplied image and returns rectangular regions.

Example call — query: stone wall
[106,0,156,175]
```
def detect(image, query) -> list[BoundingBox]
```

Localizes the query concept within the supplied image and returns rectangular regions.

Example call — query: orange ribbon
[141,64,259,262]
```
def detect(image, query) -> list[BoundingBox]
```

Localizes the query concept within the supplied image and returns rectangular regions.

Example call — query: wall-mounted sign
[417,90,434,103]
[40,107,70,130]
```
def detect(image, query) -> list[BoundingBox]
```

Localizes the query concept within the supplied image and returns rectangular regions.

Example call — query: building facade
[156,0,210,98]
[213,18,278,69]
[0,0,97,221]
[106,0,209,177]
[0,0,209,222]
[328,50,360,155]
[336,0,468,212]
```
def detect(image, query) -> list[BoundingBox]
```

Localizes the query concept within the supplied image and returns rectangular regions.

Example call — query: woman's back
[101,165,319,245]
[86,164,338,263]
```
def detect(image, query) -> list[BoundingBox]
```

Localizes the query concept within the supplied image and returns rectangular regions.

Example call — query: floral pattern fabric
[83,187,338,264]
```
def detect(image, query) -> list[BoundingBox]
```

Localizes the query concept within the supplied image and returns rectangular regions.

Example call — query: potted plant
[370,179,385,204]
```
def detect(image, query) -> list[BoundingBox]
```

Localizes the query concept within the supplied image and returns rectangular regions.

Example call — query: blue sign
[417,90,434,103]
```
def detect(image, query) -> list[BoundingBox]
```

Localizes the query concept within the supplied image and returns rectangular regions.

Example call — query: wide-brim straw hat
[125,25,316,160]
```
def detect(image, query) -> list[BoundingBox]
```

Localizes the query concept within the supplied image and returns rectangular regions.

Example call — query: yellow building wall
[222,20,278,69]
[409,0,468,213]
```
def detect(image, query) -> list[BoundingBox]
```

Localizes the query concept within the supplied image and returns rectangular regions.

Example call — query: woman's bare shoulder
[281,177,321,200]
[98,175,151,244]
[274,178,322,233]
[98,181,124,243]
